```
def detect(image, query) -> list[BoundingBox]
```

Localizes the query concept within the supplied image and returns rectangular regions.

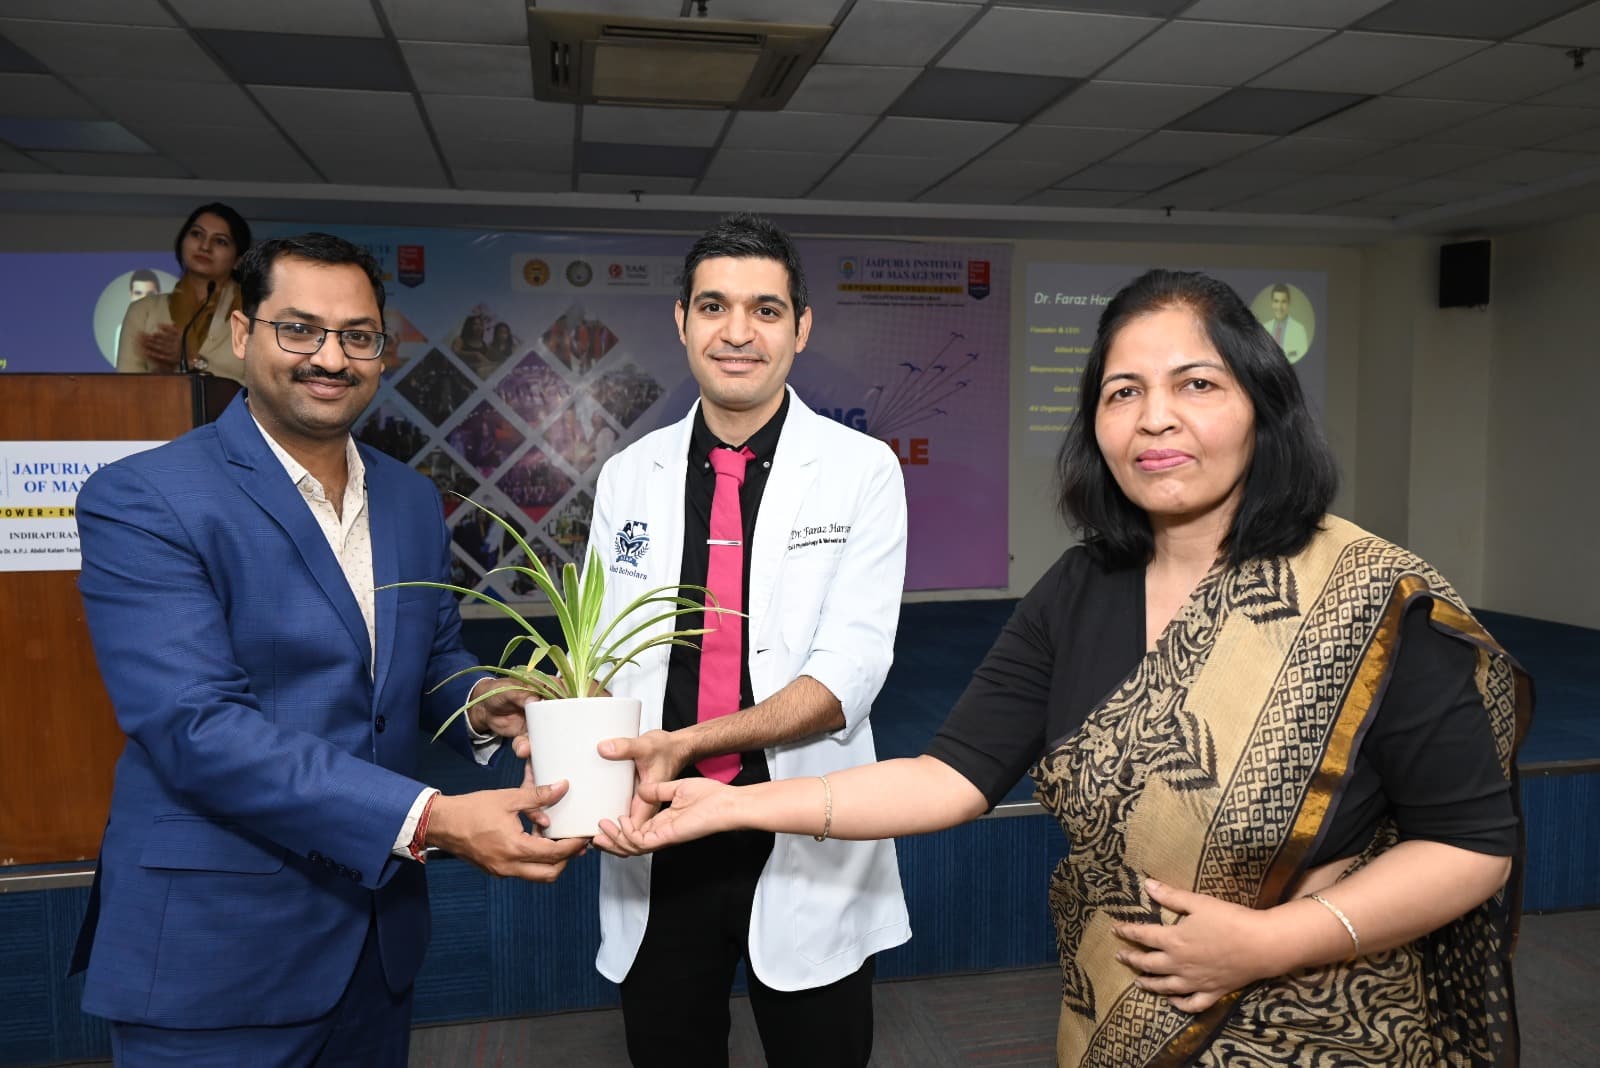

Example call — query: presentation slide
[1022,263,1328,459]
[0,252,181,374]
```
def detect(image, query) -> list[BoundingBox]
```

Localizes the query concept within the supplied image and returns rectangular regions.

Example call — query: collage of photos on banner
[355,294,668,606]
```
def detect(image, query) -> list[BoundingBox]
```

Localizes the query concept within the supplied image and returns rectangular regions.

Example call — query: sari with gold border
[1031,516,1531,1067]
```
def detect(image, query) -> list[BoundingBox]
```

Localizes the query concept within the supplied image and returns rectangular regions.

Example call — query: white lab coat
[587,387,912,991]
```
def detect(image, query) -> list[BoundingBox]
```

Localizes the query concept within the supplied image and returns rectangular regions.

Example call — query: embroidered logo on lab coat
[614,520,650,566]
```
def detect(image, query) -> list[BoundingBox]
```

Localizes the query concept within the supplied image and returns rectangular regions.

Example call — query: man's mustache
[292,366,359,386]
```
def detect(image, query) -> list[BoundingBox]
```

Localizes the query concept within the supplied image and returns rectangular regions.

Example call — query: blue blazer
[72,394,481,1028]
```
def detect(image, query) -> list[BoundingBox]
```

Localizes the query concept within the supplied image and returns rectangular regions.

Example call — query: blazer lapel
[365,448,399,703]
[748,388,818,629]
[218,396,374,670]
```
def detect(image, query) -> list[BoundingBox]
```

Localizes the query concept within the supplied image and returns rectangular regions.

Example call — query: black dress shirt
[661,391,791,785]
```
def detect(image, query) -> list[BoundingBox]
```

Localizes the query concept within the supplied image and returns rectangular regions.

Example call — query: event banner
[0,230,1010,595]
[0,440,164,571]
[1021,263,1328,458]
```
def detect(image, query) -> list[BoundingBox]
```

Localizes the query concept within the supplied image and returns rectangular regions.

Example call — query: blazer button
[374,715,387,733]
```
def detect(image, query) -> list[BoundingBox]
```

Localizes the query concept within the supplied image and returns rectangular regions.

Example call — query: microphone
[178,279,217,374]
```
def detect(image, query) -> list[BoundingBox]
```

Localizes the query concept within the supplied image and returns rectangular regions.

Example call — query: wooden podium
[0,373,239,866]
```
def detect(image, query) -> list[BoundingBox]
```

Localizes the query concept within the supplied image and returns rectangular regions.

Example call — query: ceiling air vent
[528,9,832,110]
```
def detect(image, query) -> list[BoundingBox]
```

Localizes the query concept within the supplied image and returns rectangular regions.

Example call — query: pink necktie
[1274,318,1286,344]
[696,446,754,782]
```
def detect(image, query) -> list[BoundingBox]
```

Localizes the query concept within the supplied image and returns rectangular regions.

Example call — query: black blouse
[925,547,1518,865]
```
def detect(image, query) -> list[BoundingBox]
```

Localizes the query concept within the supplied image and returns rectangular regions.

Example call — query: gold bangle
[1309,892,1360,959]
[813,774,832,842]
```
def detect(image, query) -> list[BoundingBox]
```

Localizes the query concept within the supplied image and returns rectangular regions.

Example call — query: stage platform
[2,601,1595,1066]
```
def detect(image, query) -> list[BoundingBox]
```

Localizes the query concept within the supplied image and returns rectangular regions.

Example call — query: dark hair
[679,211,808,329]
[173,202,252,276]
[236,232,386,321]
[1056,268,1337,569]
[128,268,161,291]
[1271,282,1291,300]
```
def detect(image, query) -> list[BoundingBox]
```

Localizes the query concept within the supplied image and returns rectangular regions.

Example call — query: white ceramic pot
[524,695,641,839]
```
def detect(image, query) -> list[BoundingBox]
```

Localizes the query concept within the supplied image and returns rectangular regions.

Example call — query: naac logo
[615,520,649,566]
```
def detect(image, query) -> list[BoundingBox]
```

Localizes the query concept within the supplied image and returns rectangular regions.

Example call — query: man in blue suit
[72,232,586,1065]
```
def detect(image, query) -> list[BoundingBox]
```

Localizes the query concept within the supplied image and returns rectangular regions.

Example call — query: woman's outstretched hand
[593,777,736,857]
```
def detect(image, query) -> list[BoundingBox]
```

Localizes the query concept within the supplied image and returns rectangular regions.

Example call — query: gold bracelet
[1309,892,1361,959]
[813,774,832,842]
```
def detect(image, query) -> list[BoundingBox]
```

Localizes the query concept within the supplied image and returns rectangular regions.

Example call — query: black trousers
[619,829,875,1068]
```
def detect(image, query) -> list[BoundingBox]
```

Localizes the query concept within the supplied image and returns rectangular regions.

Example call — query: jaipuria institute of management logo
[838,258,857,281]
[614,520,649,566]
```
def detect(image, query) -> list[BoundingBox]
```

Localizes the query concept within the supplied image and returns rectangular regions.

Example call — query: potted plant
[389,497,729,838]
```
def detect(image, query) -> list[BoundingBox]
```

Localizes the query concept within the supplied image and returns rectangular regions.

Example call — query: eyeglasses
[251,318,388,360]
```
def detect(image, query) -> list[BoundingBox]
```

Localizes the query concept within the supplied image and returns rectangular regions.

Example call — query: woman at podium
[117,202,252,381]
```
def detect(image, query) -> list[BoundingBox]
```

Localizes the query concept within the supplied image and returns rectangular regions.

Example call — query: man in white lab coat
[586,213,910,1066]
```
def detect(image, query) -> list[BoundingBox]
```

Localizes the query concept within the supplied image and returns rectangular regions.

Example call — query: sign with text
[0,440,163,571]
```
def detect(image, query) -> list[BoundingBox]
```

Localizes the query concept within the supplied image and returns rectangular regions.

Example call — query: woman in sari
[596,268,1529,1067]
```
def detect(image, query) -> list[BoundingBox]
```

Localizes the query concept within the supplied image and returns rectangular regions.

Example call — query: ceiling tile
[1019,188,1138,207]
[168,0,383,37]
[377,0,528,45]
[0,2,175,26]
[0,116,150,153]
[1528,75,1600,106]
[1222,135,1387,170]
[1544,124,1600,149]
[253,87,424,132]
[582,105,729,147]
[1170,88,1368,134]
[454,169,571,193]
[937,157,1072,188]
[937,8,1160,78]
[889,68,1074,123]
[1355,0,1588,38]
[1296,96,1500,140]
[27,150,189,177]
[0,73,100,119]
[69,76,275,129]
[1315,200,1407,217]
[1395,43,1586,102]
[1122,167,1302,209]
[808,177,939,200]
[0,19,229,81]
[577,173,698,195]
[1362,177,1515,204]
[1224,189,1343,214]
[815,152,961,186]
[579,142,711,177]
[1254,171,1403,205]
[698,148,844,197]
[821,1,978,67]
[1447,148,1600,182]
[197,29,410,91]
[1098,22,1331,85]
[432,136,573,173]
[1107,130,1268,165]
[1034,81,1225,128]
[1181,0,1388,27]
[1518,2,1600,47]
[423,95,576,142]
[1427,104,1600,146]
[401,42,532,98]
[786,65,920,115]
[295,131,449,186]
[0,141,50,171]
[722,110,875,152]
[1055,162,1198,190]
[1330,141,1502,176]
[0,32,48,73]
[853,116,1013,157]
[142,123,323,182]
[982,123,1144,163]
[1251,32,1486,95]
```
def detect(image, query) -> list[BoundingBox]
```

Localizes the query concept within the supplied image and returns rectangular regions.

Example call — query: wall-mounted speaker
[1438,239,1491,308]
